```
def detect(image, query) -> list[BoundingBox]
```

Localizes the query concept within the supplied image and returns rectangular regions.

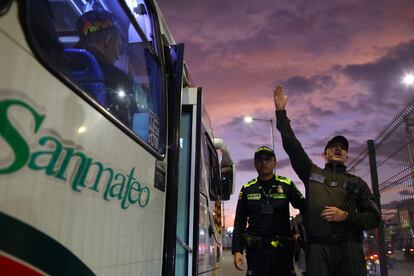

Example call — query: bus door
[162,43,185,276]
[180,87,223,276]
[176,87,201,275]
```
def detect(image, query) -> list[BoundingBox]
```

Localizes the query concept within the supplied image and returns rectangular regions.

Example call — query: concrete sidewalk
[222,249,305,275]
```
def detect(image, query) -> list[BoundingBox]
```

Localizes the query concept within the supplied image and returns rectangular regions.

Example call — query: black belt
[308,233,360,244]
[243,233,292,249]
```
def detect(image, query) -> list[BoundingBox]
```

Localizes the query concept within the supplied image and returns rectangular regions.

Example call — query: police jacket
[232,174,305,254]
[276,110,381,240]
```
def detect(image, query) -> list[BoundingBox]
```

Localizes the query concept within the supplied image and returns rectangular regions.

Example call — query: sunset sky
[157,0,414,227]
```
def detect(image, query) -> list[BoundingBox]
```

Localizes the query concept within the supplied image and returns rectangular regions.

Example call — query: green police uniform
[276,110,381,276]
[232,175,305,276]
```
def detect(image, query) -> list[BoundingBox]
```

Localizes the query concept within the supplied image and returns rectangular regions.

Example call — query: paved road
[383,260,414,276]
[222,249,304,276]
[223,249,414,276]
[222,249,244,276]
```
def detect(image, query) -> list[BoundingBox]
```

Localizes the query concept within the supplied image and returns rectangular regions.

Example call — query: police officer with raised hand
[273,85,381,276]
[232,146,305,276]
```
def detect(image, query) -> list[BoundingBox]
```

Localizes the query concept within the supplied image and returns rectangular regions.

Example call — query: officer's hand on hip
[274,85,287,110]
[233,252,244,271]
[321,206,348,222]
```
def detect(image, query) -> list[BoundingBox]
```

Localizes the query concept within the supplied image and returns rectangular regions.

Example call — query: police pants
[246,247,293,276]
[306,241,366,276]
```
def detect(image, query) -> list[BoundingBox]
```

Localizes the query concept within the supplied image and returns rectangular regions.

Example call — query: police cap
[254,146,276,160]
[324,135,349,152]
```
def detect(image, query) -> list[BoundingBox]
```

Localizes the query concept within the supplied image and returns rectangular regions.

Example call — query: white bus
[0,0,235,275]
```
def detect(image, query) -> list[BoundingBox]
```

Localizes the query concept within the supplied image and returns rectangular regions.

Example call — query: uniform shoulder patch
[243,178,258,188]
[310,173,326,184]
[275,175,292,185]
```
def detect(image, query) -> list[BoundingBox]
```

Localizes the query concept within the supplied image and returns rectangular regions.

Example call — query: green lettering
[28,136,62,176]
[128,181,140,205]
[138,186,150,207]
[0,100,151,210]
[121,182,132,210]
[104,173,126,200]
[121,168,136,209]
[78,160,114,192]
[0,99,45,174]
[55,148,89,192]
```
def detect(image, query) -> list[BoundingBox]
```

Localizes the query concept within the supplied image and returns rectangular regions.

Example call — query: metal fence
[348,97,414,276]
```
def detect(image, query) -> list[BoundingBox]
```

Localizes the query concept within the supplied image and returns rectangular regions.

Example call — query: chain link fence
[348,97,414,276]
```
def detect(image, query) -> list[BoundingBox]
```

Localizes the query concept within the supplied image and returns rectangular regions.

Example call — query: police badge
[277,185,284,194]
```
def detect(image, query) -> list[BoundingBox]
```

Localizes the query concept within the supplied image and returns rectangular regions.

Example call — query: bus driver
[75,9,133,127]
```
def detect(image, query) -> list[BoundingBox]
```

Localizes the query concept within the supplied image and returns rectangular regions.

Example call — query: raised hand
[273,84,287,111]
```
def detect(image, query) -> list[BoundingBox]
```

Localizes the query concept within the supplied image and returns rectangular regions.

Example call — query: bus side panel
[197,124,222,276]
[0,4,166,275]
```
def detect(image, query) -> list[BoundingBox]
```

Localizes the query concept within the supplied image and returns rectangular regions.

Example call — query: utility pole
[368,140,388,276]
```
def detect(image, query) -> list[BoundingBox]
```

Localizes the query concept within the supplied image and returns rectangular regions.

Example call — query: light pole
[401,73,414,193]
[404,116,414,195]
[244,116,275,153]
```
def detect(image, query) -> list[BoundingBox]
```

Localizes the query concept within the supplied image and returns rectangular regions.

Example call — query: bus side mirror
[221,165,235,201]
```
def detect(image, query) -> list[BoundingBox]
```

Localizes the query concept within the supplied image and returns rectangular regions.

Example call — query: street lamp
[402,73,414,86]
[244,116,275,153]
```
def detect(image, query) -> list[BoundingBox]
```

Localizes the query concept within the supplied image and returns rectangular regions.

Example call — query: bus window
[202,134,221,200]
[126,0,154,45]
[26,0,165,153]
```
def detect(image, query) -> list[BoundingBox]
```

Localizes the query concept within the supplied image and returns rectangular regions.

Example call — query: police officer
[273,85,381,276]
[232,146,305,276]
